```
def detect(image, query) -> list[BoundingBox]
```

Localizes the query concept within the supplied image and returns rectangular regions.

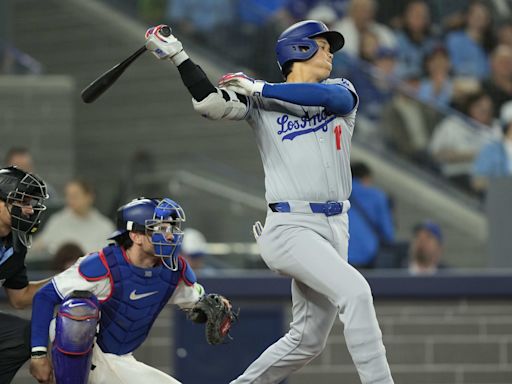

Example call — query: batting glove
[145,25,189,65]
[218,72,266,97]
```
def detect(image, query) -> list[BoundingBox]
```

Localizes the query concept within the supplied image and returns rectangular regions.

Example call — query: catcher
[29,197,236,384]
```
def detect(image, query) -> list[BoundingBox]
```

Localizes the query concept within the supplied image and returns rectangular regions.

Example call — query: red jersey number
[334,125,342,150]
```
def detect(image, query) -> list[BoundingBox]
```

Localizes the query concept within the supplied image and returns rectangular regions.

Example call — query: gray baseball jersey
[245,78,357,203]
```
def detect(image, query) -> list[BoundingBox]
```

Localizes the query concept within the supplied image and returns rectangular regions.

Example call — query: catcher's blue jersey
[79,244,196,355]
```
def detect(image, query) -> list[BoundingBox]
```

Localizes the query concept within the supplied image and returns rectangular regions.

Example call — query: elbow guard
[192,88,248,120]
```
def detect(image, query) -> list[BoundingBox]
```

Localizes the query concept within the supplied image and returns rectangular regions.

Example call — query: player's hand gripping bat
[81,26,171,103]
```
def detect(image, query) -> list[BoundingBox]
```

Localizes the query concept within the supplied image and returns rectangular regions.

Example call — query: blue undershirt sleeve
[261,82,357,115]
[31,281,62,348]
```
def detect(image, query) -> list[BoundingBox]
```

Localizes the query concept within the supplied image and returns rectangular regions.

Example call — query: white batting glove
[218,73,265,97]
[145,25,189,65]
[252,221,264,240]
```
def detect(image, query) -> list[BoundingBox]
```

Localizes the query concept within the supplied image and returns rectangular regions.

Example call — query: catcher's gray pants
[230,211,393,384]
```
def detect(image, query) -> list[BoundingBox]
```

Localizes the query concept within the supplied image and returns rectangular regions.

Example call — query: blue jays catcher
[29,197,235,384]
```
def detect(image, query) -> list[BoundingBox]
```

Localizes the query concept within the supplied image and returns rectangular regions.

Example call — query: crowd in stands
[5,0,511,274]
[348,161,446,274]
[2,145,230,274]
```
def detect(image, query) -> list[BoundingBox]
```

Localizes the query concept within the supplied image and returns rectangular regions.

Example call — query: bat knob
[160,26,172,37]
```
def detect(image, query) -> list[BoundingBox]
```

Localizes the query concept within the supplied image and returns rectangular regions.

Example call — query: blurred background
[2,0,512,383]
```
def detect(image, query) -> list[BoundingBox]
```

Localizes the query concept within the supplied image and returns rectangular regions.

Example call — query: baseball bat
[81,26,171,104]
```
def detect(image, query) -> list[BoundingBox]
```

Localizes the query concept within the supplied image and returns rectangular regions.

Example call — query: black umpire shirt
[0,234,28,290]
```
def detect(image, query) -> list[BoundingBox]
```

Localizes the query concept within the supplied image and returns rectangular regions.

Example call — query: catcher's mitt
[186,293,237,345]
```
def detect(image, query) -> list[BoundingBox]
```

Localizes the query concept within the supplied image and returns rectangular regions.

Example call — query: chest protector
[84,245,194,355]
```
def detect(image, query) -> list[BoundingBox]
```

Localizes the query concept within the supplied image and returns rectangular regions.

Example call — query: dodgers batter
[146,20,394,383]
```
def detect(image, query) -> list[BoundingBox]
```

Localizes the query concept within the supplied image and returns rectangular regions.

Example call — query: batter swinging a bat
[145,21,394,383]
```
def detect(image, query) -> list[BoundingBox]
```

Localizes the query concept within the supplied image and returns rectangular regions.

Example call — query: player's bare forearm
[4,277,52,309]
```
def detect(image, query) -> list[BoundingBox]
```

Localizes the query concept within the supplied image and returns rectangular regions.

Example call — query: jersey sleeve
[52,256,111,301]
[325,77,359,115]
[3,264,28,289]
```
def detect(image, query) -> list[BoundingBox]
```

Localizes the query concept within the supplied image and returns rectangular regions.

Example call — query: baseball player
[29,197,234,384]
[0,166,50,383]
[145,20,393,383]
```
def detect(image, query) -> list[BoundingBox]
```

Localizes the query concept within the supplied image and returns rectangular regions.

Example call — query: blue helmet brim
[310,30,345,53]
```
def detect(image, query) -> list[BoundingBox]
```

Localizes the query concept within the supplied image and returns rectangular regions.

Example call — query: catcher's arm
[169,282,205,309]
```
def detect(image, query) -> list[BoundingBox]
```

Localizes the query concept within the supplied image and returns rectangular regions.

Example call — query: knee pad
[52,291,100,384]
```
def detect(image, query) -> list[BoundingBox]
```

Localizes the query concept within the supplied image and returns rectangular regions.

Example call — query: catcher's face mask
[6,173,48,247]
[145,198,186,271]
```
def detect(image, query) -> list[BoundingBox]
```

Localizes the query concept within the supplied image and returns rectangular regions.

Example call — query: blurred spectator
[305,3,340,26]
[284,0,348,23]
[381,94,439,160]
[429,91,501,186]
[472,100,512,193]
[165,0,235,63]
[229,0,290,80]
[359,29,380,62]
[33,179,114,258]
[417,44,453,108]
[52,242,84,272]
[395,0,438,80]
[408,220,446,275]
[497,21,512,48]
[427,0,475,31]
[166,0,234,38]
[180,228,218,276]
[4,147,33,172]
[332,0,397,58]
[351,47,399,136]
[138,0,166,23]
[111,149,164,217]
[482,45,512,116]
[375,0,411,29]
[445,1,494,80]
[4,146,62,209]
[348,162,395,269]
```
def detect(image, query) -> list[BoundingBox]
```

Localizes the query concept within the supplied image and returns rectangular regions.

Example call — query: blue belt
[269,201,344,217]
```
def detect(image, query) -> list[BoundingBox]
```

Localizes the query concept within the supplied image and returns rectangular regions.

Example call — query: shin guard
[52,291,100,384]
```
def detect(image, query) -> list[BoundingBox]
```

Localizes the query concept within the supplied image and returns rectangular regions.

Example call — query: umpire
[0,166,51,383]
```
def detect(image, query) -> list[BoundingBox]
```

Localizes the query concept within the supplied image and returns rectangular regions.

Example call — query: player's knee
[289,327,328,357]
[54,290,100,355]
[342,279,373,310]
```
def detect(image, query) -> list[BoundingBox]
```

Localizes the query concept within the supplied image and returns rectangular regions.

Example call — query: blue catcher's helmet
[276,20,345,73]
[109,197,186,270]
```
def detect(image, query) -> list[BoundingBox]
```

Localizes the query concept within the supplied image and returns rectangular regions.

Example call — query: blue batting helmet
[109,197,186,270]
[276,20,345,72]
